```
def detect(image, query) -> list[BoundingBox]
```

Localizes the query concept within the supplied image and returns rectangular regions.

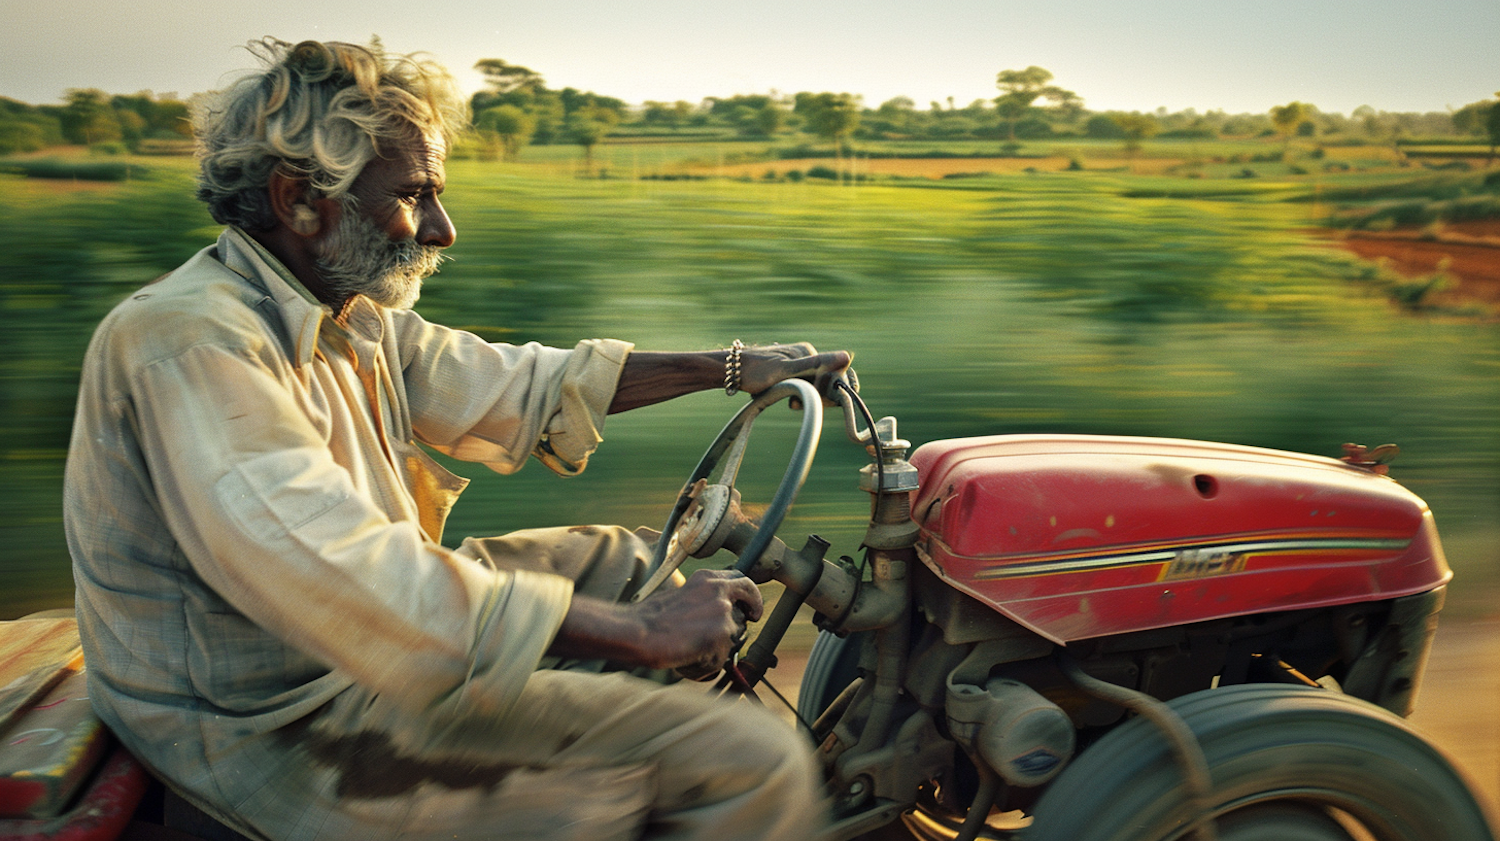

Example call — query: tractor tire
[1022,683,1494,841]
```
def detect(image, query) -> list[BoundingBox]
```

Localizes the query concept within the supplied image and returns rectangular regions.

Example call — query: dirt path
[1409,617,1500,812]
[1325,219,1500,315]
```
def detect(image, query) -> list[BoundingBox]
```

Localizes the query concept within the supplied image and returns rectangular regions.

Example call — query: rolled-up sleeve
[130,341,571,725]
[390,311,631,476]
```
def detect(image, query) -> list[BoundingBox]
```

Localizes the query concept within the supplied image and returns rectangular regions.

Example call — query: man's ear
[267,170,332,238]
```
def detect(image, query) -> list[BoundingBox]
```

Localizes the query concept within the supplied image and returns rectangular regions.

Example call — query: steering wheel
[631,378,823,601]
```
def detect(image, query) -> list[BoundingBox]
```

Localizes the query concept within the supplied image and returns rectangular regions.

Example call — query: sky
[3,0,1497,116]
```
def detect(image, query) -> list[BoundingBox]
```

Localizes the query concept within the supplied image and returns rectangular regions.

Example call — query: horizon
[3,0,1497,116]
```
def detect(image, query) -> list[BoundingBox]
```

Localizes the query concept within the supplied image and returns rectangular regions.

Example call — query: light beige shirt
[63,228,632,830]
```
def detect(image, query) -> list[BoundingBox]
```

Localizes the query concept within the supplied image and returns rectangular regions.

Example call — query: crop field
[1,148,1497,620]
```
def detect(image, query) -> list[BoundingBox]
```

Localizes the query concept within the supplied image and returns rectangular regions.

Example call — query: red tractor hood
[909,435,1450,643]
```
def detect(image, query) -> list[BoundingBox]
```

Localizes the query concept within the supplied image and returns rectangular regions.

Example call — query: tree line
[465,63,1500,162]
[2,64,1496,161]
[0,89,191,155]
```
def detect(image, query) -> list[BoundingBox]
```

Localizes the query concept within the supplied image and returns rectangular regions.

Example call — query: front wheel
[1023,684,1494,841]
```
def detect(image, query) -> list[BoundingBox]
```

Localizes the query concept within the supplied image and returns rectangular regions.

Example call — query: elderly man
[64,39,843,841]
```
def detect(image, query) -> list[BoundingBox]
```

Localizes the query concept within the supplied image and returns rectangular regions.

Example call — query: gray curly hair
[193,38,467,231]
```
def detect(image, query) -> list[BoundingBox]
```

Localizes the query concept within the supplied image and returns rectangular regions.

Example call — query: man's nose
[419,197,456,248]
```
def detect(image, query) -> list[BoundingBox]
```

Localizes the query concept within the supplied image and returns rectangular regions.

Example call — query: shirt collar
[216,227,385,366]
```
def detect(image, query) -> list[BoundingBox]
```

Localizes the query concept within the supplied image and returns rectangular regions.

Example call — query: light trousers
[298,525,828,841]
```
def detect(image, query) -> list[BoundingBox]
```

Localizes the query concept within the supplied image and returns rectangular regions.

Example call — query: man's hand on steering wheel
[548,569,762,679]
[632,569,763,679]
[737,342,851,401]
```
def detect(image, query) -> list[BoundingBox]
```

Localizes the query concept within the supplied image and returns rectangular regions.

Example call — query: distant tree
[1013,117,1055,139]
[470,59,547,123]
[641,101,671,128]
[115,110,148,146]
[0,98,64,153]
[706,94,774,118]
[994,66,1079,141]
[60,89,122,145]
[558,88,627,124]
[1269,101,1311,150]
[702,95,784,138]
[794,92,861,150]
[1221,113,1271,137]
[927,114,978,139]
[867,96,918,138]
[1452,99,1492,136]
[1111,112,1159,154]
[474,59,545,95]
[108,92,190,141]
[727,105,761,136]
[793,92,861,182]
[151,99,191,138]
[564,107,618,173]
[1353,107,1418,150]
[752,102,786,137]
[0,120,46,155]
[527,91,565,144]
[1351,105,1384,139]
[879,96,915,113]
[1485,94,1500,165]
[476,104,534,161]
[1086,113,1127,139]
[642,100,694,131]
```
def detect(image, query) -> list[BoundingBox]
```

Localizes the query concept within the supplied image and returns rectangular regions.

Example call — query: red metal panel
[0,747,148,841]
[0,671,109,820]
[910,435,1451,643]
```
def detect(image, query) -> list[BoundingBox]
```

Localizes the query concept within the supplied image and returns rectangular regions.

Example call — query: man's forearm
[606,344,851,415]
[607,351,724,414]
[548,594,653,663]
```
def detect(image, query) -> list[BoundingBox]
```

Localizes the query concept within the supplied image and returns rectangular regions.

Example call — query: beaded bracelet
[724,339,744,396]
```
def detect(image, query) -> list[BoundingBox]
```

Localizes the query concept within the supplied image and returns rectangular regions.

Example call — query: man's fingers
[723,573,764,622]
[729,603,750,651]
[813,349,852,374]
[684,568,764,621]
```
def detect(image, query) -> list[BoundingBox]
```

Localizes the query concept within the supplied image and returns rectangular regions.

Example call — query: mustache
[387,237,449,274]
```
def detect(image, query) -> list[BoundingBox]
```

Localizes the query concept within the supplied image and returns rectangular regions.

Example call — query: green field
[2,149,1496,618]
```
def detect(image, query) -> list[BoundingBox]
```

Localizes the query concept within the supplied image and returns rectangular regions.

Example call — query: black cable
[759,674,816,733]
[835,378,882,587]
[835,378,884,501]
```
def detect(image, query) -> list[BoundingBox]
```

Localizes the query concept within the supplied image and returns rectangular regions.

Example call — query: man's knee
[665,692,823,797]
[670,700,829,838]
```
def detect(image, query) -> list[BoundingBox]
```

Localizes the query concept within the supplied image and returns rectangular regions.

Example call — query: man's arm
[608,343,851,414]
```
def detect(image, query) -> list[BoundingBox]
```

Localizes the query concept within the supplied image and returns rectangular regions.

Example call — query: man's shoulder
[91,245,283,371]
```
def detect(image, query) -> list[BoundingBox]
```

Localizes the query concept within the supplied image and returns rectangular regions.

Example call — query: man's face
[314,135,455,309]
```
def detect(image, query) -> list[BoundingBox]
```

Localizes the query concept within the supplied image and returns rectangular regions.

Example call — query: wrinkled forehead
[378,124,447,167]
[358,132,447,187]
[405,134,447,176]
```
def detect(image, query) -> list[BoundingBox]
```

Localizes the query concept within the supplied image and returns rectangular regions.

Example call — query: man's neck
[245,225,351,314]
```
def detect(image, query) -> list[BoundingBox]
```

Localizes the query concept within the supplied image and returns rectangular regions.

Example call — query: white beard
[314,207,447,310]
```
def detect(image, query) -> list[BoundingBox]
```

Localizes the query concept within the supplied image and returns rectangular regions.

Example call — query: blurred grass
[1,156,1496,619]
[0,157,154,181]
